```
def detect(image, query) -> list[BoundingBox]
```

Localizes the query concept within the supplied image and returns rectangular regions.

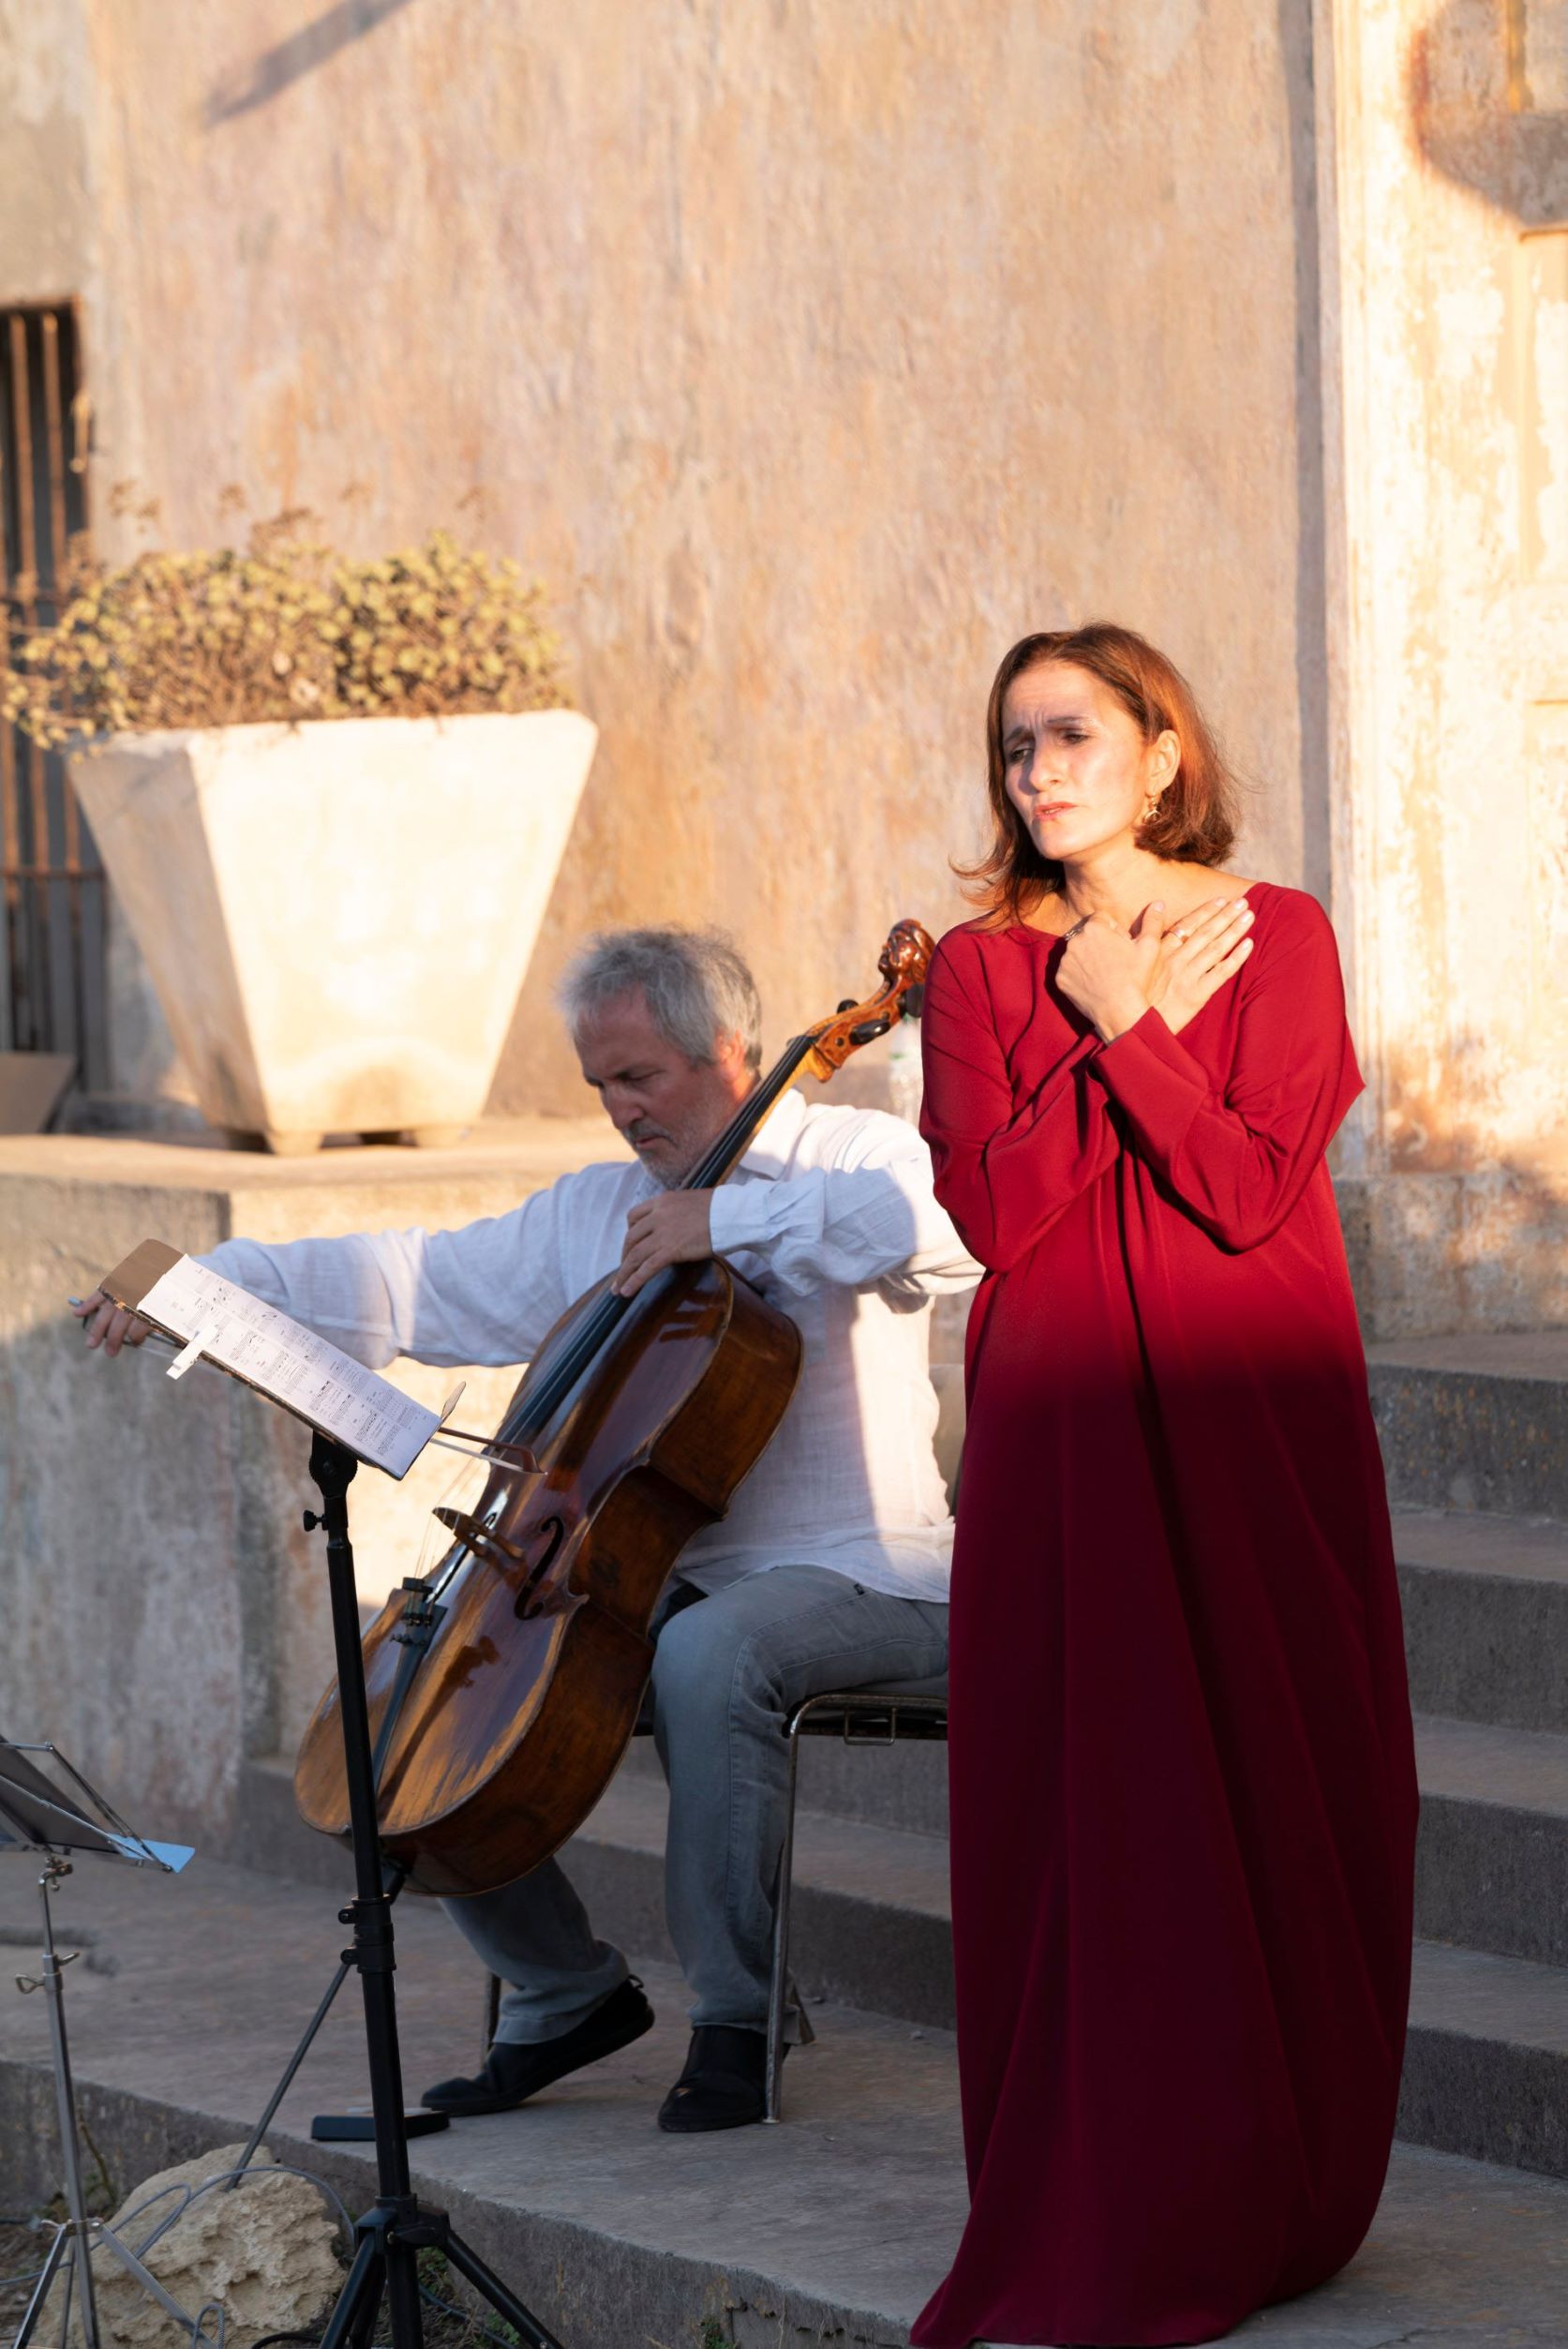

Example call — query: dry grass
[4,509,568,747]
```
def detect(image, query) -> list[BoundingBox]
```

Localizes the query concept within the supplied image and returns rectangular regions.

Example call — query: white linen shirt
[198,1088,979,1604]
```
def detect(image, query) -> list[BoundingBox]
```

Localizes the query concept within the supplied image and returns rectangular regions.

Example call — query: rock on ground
[43,2139,345,2348]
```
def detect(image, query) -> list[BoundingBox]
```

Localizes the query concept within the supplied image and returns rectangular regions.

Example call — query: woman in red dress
[912,624,1417,2349]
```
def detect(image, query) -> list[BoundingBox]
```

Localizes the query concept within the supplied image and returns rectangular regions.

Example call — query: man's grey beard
[646,1145,704,1190]
[636,1121,722,1190]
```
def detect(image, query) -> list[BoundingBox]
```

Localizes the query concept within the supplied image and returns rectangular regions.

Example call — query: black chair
[762,1670,948,2120]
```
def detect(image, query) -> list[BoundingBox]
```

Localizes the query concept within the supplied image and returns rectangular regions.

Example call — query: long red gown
[911,883,1418,2349]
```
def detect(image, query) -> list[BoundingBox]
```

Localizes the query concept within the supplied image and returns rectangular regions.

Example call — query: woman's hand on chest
[1056,897,1254,1043]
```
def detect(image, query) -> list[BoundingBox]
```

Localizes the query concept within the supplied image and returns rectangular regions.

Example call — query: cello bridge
[431,1506,531,1570]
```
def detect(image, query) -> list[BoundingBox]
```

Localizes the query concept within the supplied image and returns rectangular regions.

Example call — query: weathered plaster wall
[35,0,1317,1105]
[0,0,91,300]
[1317,0,1568,1330]
[21,4,1551,1331]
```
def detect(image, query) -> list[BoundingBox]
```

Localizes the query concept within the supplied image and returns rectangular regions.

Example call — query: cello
[293,920,933,1895]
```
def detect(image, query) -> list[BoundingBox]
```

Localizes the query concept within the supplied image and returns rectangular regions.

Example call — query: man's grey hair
[557,926,764,1077]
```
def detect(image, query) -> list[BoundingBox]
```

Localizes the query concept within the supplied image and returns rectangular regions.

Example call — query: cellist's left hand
[615,1190,716,1296]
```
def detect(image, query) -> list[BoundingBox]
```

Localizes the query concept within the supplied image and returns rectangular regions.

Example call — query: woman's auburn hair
[962,621,1239,925]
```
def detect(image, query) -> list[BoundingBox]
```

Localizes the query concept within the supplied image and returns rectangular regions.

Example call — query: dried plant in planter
[3,510,569,746]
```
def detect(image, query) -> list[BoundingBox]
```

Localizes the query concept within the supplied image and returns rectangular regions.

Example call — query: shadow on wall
[204,0,422,126]
[1408,0,1568,224]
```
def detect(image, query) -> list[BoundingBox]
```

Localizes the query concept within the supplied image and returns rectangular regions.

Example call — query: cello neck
[498,1034,818,1446]
[683,1035,816,1193]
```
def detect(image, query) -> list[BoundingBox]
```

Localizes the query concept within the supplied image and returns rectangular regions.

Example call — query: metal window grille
[1,300,106,1093]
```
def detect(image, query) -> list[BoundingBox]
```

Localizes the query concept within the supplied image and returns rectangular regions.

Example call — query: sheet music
[136,1254,438,1479]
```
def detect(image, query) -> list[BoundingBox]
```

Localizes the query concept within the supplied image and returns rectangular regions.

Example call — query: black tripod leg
[383,2233,426,2349]
[351,2276,385,2349]
[442,2227,566,2349]
[316,2231,384,2349]
[227,1954,351,2185]
[227,1859,412,2185]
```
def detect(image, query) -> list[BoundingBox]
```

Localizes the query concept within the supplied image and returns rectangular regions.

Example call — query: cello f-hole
[515,1517,567,1617]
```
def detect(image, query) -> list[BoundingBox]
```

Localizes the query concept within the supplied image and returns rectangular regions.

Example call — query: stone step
[575,1739,1568,2042]
[618,1508,1568,1843]
[617,1717,952,1839]
[1402,1938,1568,2178]
[1413,1714,1568,1967]
[565,1772,954,2030]
[1395,1506,1568,1732]
[246,1697,1568,2018]
[233,1754,353,1889]
[236,1757,956,2025]
[3,1857,1566,2347]
[244,1514,1568,1882]
[634,1502,1568,1853]
[1368,1333,1568,1517]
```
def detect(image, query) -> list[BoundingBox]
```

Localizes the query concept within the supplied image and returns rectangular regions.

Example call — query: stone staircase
[10,1333,1568,2345]
[1373,1334,1568,2178]
[245,1334,1568,2173]
[560,1335,1568,2177]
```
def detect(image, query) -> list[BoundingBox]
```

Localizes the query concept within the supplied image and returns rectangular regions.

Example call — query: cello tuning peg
[837,998,858,1012]
[902,984,925,1018]
[849,1017,891,1046]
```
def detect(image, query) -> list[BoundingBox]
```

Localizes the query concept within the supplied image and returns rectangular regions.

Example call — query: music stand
[295,1433,563,2349]
[0,1736,198,2349]
[87,1250,567,2347]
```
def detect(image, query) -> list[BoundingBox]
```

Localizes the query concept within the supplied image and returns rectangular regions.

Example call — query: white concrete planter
[68,710,596,1151]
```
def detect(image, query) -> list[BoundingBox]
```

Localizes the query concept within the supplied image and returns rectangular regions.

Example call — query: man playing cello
[76,926,977,2132]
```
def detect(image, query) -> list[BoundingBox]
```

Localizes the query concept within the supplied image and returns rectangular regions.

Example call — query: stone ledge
[0,1116,622,1184]
[1337,1168,1568,1342]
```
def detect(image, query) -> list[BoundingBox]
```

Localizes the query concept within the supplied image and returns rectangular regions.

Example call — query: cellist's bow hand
[70,1288,151,1356]
[615,1191,716,1297]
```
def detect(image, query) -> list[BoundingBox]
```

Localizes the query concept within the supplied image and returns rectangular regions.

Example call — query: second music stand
[0,1735,198,2349]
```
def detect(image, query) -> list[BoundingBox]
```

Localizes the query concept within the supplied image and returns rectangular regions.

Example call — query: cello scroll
[797,919,933,1083]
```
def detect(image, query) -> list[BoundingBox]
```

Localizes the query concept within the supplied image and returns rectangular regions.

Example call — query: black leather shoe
[422,1976,653,2116]
[657,2025,782,2132]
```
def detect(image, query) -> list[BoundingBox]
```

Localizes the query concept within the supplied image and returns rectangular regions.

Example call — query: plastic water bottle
[888,1013,923,1129]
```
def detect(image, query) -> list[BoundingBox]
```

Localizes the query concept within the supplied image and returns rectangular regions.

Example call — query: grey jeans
[441,1563,949,2042]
